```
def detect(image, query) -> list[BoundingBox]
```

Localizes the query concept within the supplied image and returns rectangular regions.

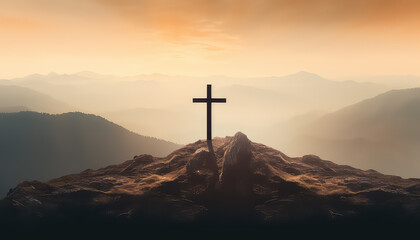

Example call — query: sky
[1,0,420,79]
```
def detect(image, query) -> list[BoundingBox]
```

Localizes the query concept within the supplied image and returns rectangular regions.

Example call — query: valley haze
[2,71,420,179]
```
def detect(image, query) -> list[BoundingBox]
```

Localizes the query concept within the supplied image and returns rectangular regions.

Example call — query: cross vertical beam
[207,84,212,141]
[193,84,226,141]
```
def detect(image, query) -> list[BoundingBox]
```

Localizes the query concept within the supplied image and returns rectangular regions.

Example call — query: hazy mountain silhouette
[1,132,419,236]
[256,71,389,111]
[1,72,160,112]
[102,107,198,144]
[2,71,389,144]
[0,85,72,113]
[350,75,420,89]
[0,111,181,197]
[290,88,420,177]
[103,85,293,143]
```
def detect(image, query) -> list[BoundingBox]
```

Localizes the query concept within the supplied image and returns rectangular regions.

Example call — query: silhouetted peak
[48,72,58,76]
[292,71,323,78]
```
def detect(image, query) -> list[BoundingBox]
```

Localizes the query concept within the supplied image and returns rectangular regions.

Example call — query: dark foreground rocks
[1,132,420,237]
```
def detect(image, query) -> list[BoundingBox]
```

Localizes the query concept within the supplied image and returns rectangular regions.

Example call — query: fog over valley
[3,71,420,179]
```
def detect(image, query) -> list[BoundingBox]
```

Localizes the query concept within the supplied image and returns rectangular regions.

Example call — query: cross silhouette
[193,84,227,140]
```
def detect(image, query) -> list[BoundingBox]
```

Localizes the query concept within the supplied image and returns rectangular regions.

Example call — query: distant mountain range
[348,75,420,89]
[3,71,420,178]
[0,111,181,197]
[101,71,389,143]
[1,71,390,142]
[1,72,160,112]
[288,88,420,178]
[0,84,72,113]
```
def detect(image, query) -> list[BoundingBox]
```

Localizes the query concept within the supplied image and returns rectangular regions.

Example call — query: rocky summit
[1,132,420,235]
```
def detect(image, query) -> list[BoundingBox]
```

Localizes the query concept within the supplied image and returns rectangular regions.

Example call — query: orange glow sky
[1,0,420,79]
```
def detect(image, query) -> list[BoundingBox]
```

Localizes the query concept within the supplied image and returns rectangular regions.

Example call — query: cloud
[0,16,43,32]
[1,0,420,78]
[96,0,420,32]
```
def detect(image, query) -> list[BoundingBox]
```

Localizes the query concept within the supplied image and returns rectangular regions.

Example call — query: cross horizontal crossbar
[193,98,226,103]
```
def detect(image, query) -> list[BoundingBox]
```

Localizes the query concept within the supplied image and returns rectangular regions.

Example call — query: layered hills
[0,111,181,197]
[2,71,388,144]
[0,84,72,113]
[289,88,420,177]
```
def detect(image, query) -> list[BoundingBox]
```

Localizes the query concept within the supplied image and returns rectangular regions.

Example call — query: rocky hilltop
[1,132,420,235]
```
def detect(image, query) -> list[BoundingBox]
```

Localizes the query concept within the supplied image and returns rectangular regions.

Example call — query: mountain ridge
[290,87,420,177]
[2,132,419,234]
[0,84,72,113]
[0,111,181,197]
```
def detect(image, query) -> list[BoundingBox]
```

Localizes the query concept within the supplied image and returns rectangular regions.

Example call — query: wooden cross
[193,84,226,140]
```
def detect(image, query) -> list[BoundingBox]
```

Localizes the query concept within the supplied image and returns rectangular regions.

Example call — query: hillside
[0,84,72,113]
[1,132,419,236]
[290,88,420,177]
[0,111,181,197]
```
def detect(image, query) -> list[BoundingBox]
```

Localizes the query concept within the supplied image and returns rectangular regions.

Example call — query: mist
[0,70,409,177]
[0,71,386,141]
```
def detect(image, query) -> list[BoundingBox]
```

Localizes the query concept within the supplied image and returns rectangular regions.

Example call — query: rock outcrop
[185,148,219,192]
[220,132,253,196]
[1,132,420,231]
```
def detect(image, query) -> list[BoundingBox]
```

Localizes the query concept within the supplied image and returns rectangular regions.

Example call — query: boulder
[219,132,253,196]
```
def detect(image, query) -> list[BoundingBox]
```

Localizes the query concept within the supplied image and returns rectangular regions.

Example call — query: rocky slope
[0,111,181,197]
[1,132,420,233]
